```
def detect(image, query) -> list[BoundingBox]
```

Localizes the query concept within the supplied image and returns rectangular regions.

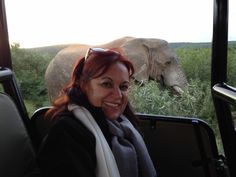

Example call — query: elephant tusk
[173,86,184,94]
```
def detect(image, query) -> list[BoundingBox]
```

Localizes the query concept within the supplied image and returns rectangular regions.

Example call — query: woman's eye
[120,85,129,92]
[100,82,112,88]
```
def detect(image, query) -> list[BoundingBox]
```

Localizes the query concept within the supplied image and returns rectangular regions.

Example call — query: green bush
[11,43,51,108]
[129,79,215,121]
[177,47,212,82]
[227,45,236,86]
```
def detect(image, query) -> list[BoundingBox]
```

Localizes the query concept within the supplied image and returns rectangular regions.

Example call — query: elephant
[45,36,187,102]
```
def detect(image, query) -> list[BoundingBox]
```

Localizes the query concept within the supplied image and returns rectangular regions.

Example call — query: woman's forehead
[104,62,129,75]
[94,62,130,81]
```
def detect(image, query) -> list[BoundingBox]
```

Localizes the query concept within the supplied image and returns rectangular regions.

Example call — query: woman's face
[82,62,130,120]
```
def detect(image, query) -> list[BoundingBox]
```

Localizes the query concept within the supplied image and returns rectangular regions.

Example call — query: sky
[5,0,236,48]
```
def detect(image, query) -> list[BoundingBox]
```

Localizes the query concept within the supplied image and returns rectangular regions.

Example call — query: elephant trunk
[162,63,188,94]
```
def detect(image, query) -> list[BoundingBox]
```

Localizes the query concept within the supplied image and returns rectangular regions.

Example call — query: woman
[37,48,157,177]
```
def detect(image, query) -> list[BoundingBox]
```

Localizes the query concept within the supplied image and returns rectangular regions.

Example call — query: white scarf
[68,104,120,177]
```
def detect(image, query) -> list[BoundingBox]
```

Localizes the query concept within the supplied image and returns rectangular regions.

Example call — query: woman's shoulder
[37,110,97,177]
[50,110,95,143]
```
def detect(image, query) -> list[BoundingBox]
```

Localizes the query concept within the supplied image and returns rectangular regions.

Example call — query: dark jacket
[37,102,112,177]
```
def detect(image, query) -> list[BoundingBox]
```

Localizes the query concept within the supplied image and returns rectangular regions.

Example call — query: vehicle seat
[31,106,52,151]
[0,92,40,177]
[137,113,226,177]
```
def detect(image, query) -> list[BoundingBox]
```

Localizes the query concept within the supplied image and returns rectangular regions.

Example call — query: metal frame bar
[211,0,236,177]
[0,0,12,69]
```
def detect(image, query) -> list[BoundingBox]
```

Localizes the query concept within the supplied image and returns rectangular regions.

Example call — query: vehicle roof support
[211,1,236,177]
[0,0,12,69]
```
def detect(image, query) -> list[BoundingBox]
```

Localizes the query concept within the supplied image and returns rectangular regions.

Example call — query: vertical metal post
[211,0,236,177]
[0,0,12,68]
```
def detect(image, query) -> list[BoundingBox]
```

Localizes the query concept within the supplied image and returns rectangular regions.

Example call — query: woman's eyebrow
[100,77,112,81]
[100,77,130,84]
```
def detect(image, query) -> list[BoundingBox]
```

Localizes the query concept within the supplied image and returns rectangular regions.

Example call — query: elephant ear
[121,38,150,83]
[142,38,178,63]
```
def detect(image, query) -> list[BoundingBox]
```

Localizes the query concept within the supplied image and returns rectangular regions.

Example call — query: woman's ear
[79,82,84,91]
[79,81,87,94]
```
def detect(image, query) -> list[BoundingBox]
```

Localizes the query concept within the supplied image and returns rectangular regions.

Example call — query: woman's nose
[112,87,122,98]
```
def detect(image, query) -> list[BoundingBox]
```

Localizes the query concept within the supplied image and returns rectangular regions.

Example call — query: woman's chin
[104,112,121,121]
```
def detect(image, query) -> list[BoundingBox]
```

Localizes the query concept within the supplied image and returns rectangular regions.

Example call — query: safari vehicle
[0,0,235,177]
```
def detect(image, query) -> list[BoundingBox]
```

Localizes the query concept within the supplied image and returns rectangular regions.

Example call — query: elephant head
[121,38,187,93]
[45,37,187,102]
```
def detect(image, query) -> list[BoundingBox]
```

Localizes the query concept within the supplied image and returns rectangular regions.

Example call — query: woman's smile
[103,101,121,108]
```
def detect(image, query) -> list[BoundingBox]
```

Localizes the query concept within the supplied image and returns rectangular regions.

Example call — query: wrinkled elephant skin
[45,36,187,102]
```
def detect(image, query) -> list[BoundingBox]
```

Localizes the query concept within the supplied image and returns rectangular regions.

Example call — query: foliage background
[10,42,236,152]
